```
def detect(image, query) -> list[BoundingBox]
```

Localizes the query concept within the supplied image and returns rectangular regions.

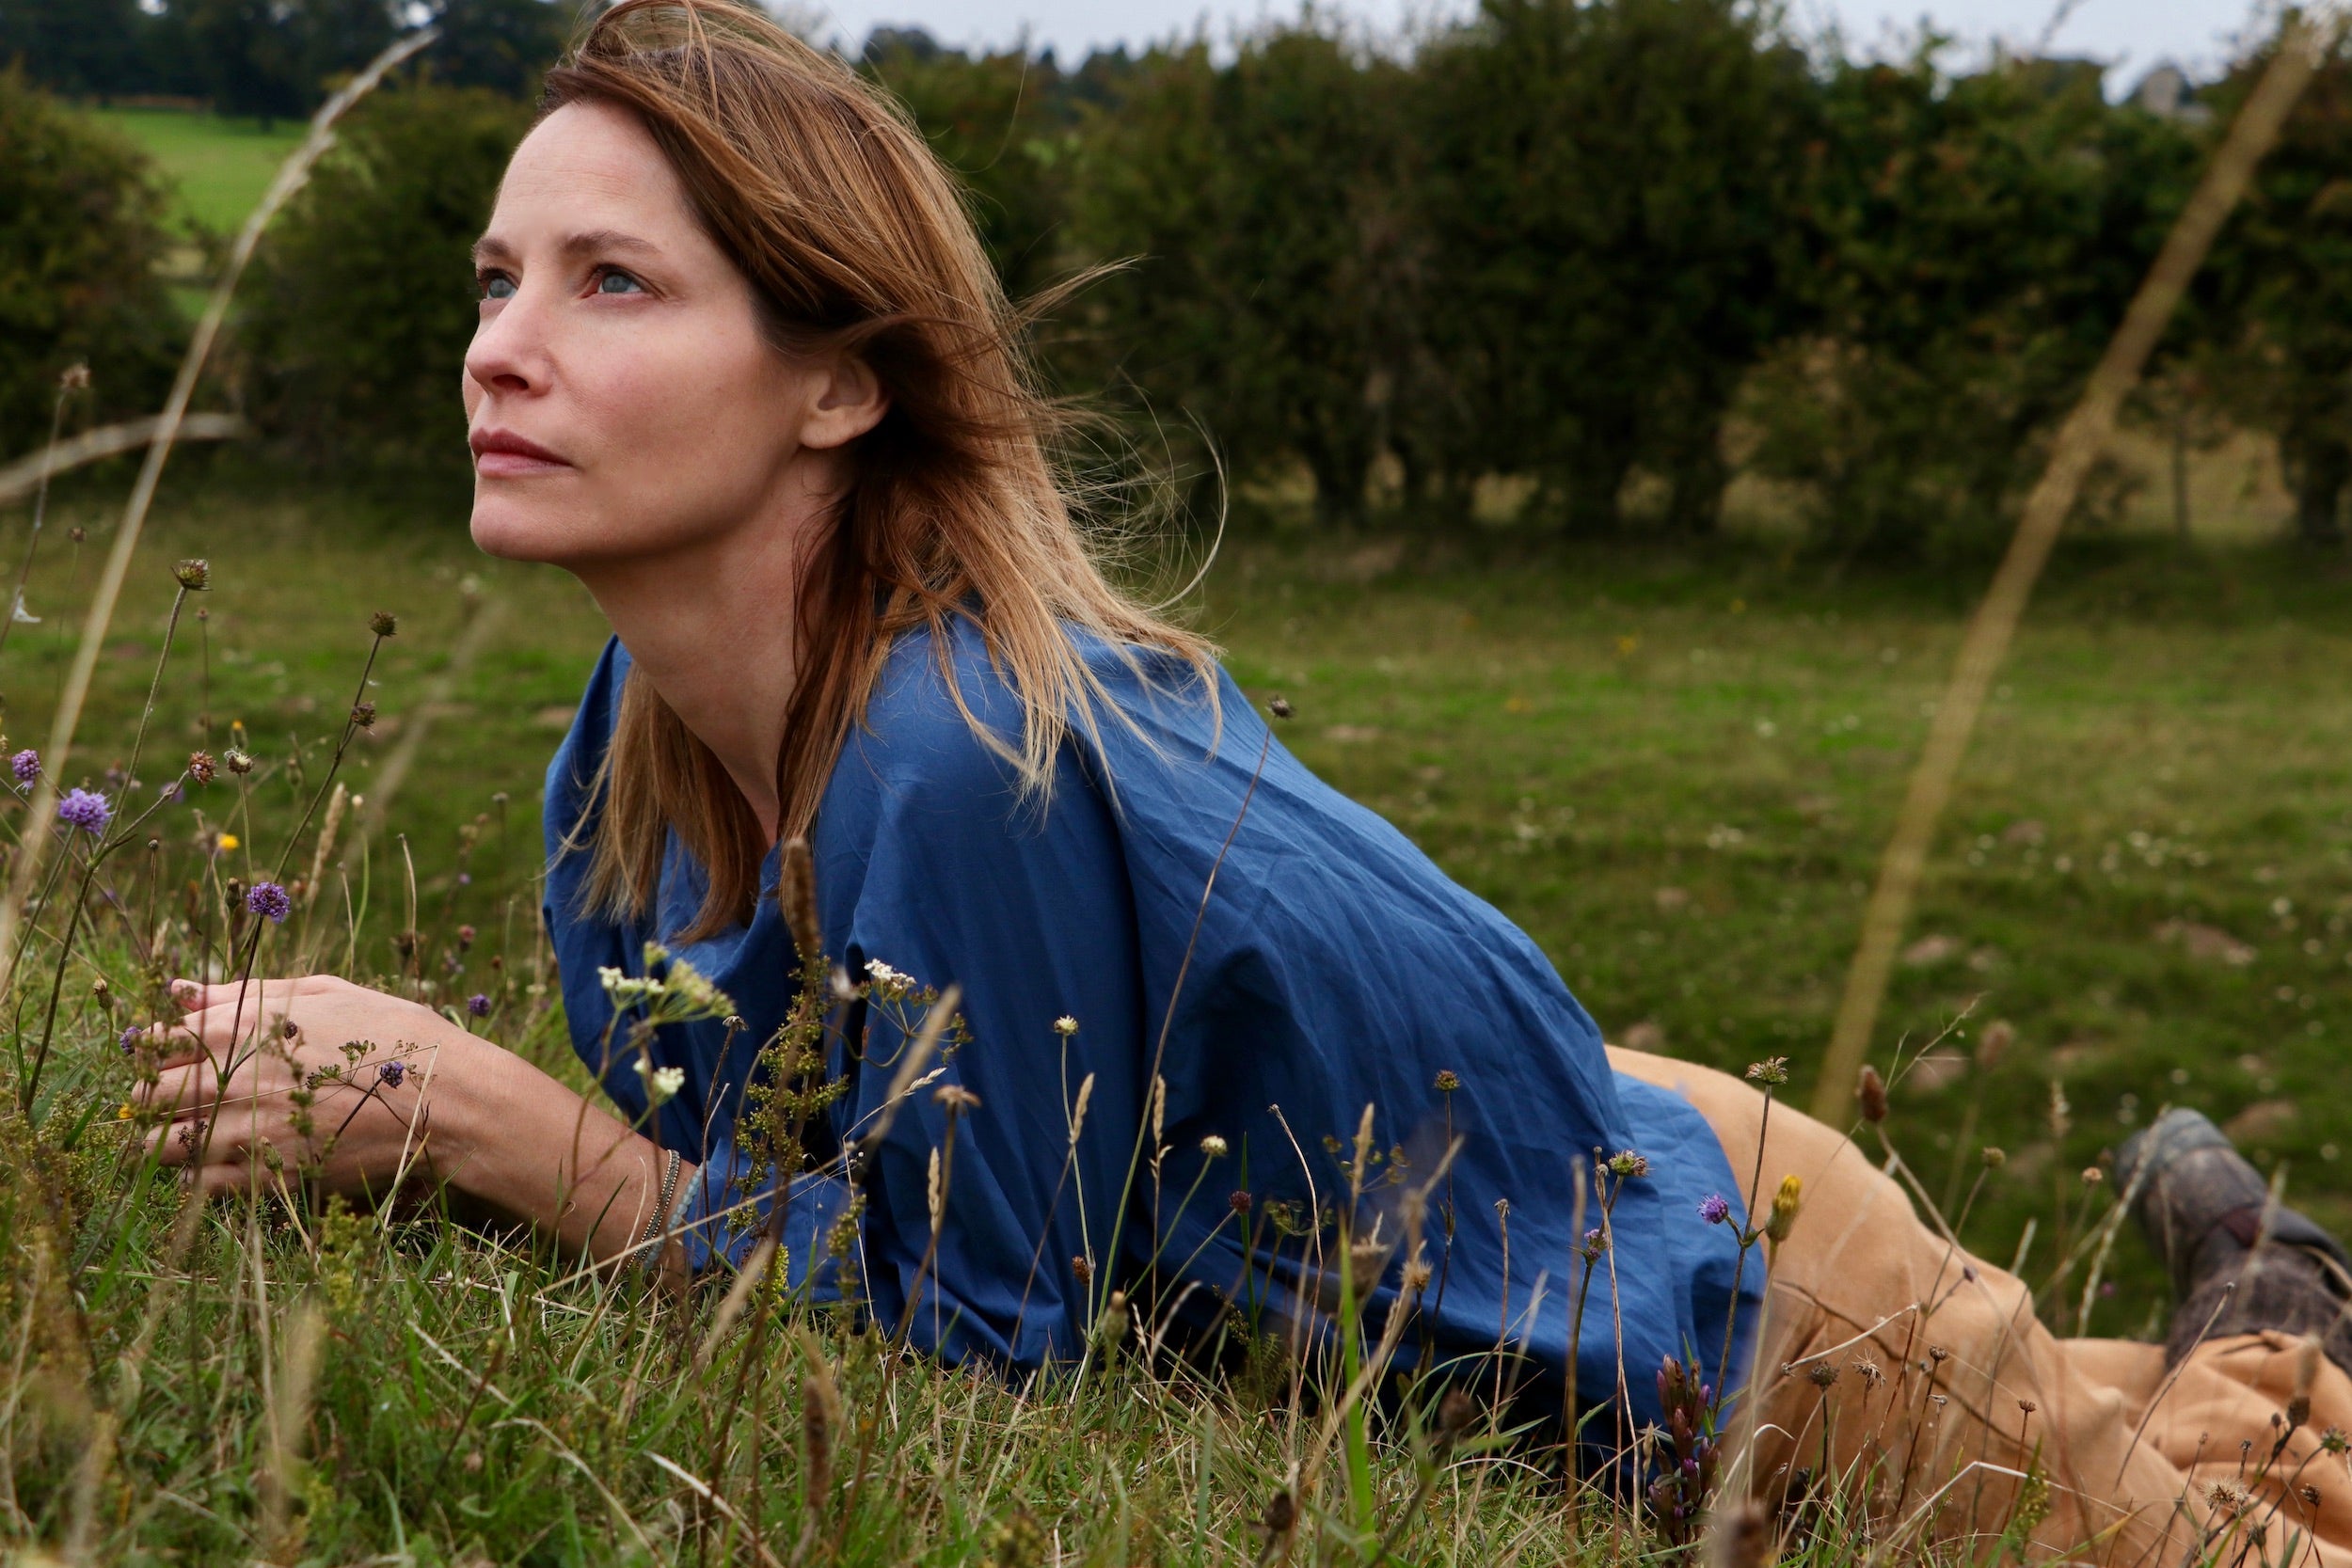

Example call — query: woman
[145,3,2352,1558]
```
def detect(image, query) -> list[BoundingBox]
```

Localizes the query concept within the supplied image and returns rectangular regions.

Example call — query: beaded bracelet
[636,1148,684,1275]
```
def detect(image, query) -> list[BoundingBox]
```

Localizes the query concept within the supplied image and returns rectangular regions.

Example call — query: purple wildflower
[245,881,291,924]
[10,749,38,785]
[119,1024,140,1055]
[467,992,490,1018]
[377,1060,406,1089]
[56,788,109,835]
[1697,1193,1732,1226]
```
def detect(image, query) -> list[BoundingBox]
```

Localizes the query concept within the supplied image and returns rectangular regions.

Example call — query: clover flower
[246,881,291,924]
[56,788,109,835]
[1697,1192,1732,1226]
[9,749,38,785]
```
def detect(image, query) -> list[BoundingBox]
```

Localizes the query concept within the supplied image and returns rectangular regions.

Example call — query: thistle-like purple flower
[467,992,490,1017]
[10,749,38,785]
[56,788,109,835]
[377,1060,406,1089]
[246,881,291,924]
[1697,1192,1733,1226]
[119,1024,140,1055]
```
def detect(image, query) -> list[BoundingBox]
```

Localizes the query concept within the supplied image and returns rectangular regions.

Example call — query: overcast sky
[797,0,2264,87]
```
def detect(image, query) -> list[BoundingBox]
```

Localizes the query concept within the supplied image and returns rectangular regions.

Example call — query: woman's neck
[569,465,845,846]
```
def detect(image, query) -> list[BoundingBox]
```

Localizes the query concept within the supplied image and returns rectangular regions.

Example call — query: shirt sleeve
[672,1136,856,1291]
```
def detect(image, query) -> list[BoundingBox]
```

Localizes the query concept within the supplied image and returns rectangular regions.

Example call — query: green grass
[88,107,307,237]
[6,466,2352,1560]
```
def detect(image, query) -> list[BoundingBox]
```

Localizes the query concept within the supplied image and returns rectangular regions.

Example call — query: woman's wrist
[423,1024,693,1265]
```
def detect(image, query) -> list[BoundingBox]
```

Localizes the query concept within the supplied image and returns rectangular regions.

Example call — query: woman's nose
[464,289,549,397]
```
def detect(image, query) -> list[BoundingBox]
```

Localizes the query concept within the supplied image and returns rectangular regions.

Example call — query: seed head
[1262,1489,1296,1535]
[2081,1165,2104,1186]
[1857,1063,1888,1124]
[1977,1019,2015,1069]
[2290,1334,2322,1428]
[1053,1015,1079,1036]
[59,362,89,391]
[1852,1357,1883,1387]
[1982,1146,2007,1168]
[1229,1189,1252,1215]
[1071,1254,1093,1284]
[171,559,209,591]
[245,881,291,924]
[933,1083,983,1115]
[1268,695,1294,720]
[1746,1056,1790,1087]
[369,610,397,638]
[1435,1069,1460,1093]
[224,747,253,775]
[1807,1363,1839,1388]
[2205,1480,2253,1518]
[467,992,491,1018]
[185,750,215,784]
[1200,1133,1229,1158]
[780,836,821,962]
[9,749,38,785]
[350,702,376,729]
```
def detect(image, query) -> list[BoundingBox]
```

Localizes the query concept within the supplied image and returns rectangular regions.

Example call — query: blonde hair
[548,0,1216,942]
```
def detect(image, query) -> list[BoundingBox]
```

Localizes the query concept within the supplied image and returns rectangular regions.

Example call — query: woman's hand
[138,974,484,1200]
[135,973,694,1279]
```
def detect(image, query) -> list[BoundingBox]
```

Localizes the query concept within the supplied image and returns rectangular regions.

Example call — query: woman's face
[464,101,878,569]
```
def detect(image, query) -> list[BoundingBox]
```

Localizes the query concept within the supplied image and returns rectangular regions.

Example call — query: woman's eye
[480,274,516,302]
[596,270,644,295]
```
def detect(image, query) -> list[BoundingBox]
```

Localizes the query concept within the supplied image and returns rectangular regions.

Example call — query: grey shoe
[2114,1108,2352,1369]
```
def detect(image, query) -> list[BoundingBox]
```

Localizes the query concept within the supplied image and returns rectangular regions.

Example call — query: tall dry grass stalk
[1811,11,2338,1122]
[0,27,437,1013]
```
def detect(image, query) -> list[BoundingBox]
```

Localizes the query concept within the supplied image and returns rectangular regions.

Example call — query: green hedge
[0,67,182,451]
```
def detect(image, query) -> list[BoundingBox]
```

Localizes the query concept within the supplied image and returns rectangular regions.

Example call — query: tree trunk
[2293,434,2349,546]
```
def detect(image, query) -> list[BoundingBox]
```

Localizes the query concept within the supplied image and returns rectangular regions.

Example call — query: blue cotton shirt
[543,622,1759,1440]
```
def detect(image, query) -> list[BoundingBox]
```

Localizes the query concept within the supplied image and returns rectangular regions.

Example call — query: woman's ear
[800,353,888,450]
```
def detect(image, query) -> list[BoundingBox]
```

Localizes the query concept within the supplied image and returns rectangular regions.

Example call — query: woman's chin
[469,504,576,565]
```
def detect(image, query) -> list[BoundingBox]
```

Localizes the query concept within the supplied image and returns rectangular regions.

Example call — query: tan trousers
[1614,1047,2352,1567]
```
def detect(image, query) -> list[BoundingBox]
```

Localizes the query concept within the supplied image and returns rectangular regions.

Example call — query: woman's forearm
[437,1038,693,1277]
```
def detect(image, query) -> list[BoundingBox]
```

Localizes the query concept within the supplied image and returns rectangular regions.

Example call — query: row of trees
[0,0,571,118]
[7,0,2352,557]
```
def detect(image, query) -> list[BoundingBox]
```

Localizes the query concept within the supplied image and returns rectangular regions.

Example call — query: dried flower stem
[1811,15,2330,1122]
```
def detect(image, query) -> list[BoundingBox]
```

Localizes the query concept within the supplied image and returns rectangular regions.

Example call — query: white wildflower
[1200,1134,1229,1159]
[635,1058,686,1106]
[1054,1015,1079,1037]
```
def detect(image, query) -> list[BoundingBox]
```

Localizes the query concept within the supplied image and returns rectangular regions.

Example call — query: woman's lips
[469,430,572,476]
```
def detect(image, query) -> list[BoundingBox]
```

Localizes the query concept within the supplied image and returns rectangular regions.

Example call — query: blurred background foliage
[1,0,2350,560]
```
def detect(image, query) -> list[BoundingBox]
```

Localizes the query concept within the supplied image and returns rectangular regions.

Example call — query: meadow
[6,101,2352,1566]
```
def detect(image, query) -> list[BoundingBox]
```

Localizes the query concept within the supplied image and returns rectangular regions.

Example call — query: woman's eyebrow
[470,230,664,267]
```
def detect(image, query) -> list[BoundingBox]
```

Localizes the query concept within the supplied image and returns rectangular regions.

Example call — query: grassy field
[88,107,307,237]
[0,461,2347,1559]
[10,470,2351,1255]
